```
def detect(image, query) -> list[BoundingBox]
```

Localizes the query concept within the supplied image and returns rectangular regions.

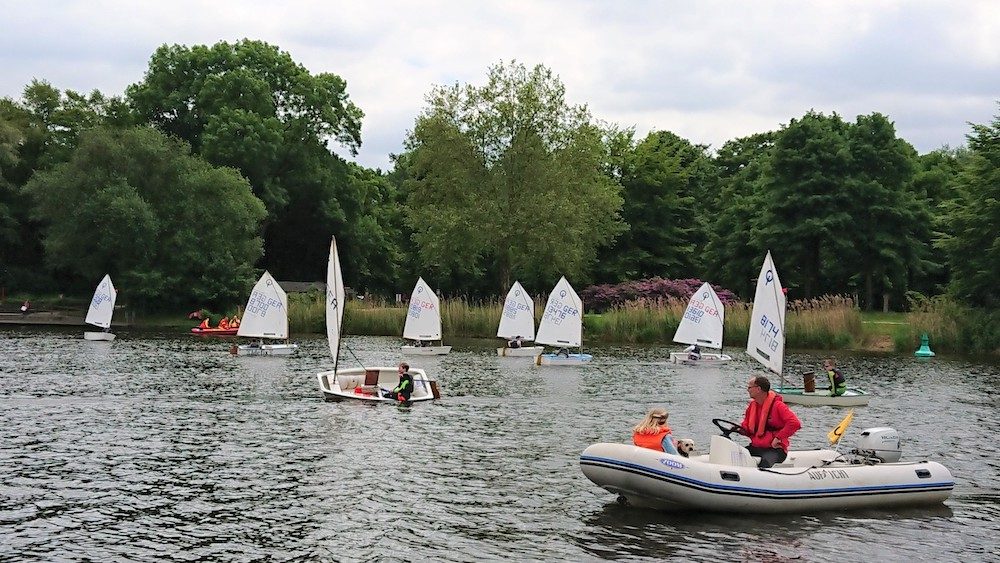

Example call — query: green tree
[595,130,709,282]
[755,111,854,298]
[403,61,624,294]
[938,108,1000,309]
[126,40,383,286]
[840,113,923,310]
[704,132,776,297]
[24,126,267,308]
[127,39,363,215]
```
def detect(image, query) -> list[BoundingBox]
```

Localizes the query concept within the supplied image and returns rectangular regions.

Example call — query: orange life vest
[633,427,673,451]
[199,319,210,329]
[747,390,777,437]
[219,317,230,330]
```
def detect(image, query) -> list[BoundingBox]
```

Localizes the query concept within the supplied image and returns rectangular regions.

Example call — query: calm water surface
[1,327,999,561]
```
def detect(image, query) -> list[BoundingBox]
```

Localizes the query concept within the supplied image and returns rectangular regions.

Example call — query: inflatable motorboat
[580,419,954,514]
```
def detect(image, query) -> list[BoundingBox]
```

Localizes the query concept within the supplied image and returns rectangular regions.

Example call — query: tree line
[0,40,996,315]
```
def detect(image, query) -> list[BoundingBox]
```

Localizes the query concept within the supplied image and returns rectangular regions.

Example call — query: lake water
[2,327,998,561]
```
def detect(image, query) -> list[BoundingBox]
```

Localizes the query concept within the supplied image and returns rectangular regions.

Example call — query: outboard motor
[852,427,902,463]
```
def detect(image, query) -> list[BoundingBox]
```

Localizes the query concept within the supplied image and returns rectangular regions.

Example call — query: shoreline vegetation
[6,293,994,356]
[284,293,991,356]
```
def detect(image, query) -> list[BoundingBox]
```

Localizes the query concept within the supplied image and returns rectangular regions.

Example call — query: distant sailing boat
[534,276,592,366]
[746,251,869,407]
[84,274,117,341]
[669,282,732,365]
[401,277,451,355]
[233,271,298,356]
[316,236,439,403]
[496,281,544,357]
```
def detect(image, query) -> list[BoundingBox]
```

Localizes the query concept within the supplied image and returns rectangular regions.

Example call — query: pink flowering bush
[580,278,738,312]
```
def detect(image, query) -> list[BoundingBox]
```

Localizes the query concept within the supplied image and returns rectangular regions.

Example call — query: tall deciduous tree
[705,132,776,298]
[841,113,923,310]
[755,111,855,298]
[127,40,379,284]
[24,127,267,308]
[595,130,710,283]
[938,108,1000,309]
[403,61,624,294]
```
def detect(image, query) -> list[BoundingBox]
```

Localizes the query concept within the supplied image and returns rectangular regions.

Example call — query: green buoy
[914,333,935,357]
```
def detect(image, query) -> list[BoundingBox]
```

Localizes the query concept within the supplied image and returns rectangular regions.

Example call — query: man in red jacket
[739,375,801,468]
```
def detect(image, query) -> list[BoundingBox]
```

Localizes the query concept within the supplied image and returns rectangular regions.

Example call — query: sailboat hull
[401,345,451,355]
[536,353,593,366]
[497,346,544,357]
[776,387,871,407]
[84,331,115,341]
[669,352,732,365]
[316,367,438,403]
[236,343,299,356]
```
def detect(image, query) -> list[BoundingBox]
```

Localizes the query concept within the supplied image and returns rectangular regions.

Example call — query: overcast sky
[3,1,998,170]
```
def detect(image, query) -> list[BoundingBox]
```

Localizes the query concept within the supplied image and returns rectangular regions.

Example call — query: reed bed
[287,292,869,350]
[900,296,999,355]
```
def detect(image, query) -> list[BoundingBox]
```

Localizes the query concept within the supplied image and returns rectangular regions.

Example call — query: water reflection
[1,327,998,561]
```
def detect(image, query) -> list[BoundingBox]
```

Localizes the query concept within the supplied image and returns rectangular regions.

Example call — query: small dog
[675,438,696,458]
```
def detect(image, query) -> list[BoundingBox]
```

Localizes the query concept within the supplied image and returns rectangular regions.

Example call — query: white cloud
[2,1,997,169]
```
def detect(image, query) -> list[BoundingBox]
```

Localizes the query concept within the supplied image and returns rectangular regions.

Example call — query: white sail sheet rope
[673,281,725,350]
[403,277,442,341]
[236,271,289,339]
[535,276,583,348]
[85,274,116,329]
[745,251,786,376]
[497,281,536,341]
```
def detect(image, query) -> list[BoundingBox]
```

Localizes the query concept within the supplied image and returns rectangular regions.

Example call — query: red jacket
[740,391,801,451]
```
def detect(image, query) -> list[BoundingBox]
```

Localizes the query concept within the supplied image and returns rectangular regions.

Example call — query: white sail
[535,276,583,348]
[497,281,536,341]
[85,274,116,329]
[236,271,289,339]
[403,277,442,341]
[326,237,346,365]
[746,251,786,376]
[673,282,725,349]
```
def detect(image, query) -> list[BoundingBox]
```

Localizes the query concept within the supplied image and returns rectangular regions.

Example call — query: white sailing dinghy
[746,251,869,407]
[233,271,298,356]
[316,237,439,403]
[669,282,732,365]
[84,274,117,341]
[400,277,451,355]
[534,277,592,366]
[496,281,544,357]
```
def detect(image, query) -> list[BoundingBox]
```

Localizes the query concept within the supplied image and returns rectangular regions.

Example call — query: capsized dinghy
[580,419,953,514]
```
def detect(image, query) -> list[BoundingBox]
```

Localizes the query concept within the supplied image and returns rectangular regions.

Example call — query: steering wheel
[712,418,744,439]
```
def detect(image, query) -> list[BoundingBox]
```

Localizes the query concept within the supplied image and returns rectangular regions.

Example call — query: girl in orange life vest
[738,375,802,468]
[632,408,680,455]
